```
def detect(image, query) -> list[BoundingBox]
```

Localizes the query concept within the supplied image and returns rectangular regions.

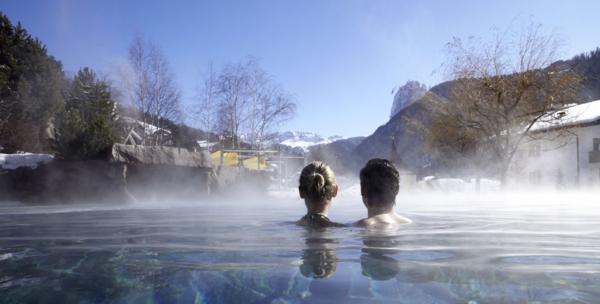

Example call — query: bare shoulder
[354,217,380,228]
[355,213,411,229]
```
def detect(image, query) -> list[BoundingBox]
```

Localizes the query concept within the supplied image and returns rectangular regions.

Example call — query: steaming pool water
[1,190,600,303]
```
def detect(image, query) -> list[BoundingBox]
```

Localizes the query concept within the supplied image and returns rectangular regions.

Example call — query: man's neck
[367,206,394,218]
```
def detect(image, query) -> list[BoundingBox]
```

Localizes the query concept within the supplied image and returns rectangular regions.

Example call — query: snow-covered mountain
[390,81,427,118]
[273,131,344,151]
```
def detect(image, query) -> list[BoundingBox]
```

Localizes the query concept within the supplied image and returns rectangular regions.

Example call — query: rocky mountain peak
[390,81,428,118]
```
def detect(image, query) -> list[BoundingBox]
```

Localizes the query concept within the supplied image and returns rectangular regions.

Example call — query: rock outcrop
[0,144,216,204]
[390,81,427,119]
[110,143,212,168]
[2,160,131,204]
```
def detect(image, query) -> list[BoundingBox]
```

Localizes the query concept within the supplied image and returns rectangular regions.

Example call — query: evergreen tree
[569,47,600,101]
[0,12,64,152]
[56,68,115,159]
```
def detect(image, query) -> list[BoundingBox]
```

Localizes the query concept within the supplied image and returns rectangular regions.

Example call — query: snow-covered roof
[117,116,172,135]
[0,153,53,170]
[196,140,218,148]
[531,99,600,132]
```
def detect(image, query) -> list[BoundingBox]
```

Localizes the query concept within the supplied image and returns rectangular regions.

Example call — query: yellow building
[210,151,267,170]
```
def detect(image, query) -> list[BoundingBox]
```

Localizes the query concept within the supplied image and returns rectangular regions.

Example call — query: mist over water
[1,188,600,303]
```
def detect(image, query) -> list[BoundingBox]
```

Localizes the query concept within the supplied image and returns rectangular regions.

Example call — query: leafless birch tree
[244,61,296,149]
[206,58,296,149]
[127,34,181,145]
[193,64,219,141]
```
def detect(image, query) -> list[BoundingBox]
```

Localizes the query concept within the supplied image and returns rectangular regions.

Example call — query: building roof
[531,99,600,132]
[197,140,218,148]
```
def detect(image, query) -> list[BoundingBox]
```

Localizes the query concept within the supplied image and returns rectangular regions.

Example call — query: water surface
[1,191,600,303]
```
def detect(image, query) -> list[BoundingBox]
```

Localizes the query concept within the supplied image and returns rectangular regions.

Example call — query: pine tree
[0,12,64,152]
[569,47,600,101]
[56,68,115,159]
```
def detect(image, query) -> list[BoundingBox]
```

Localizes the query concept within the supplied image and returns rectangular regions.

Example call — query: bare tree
[250,84,296,149]
[213,58,296,149]
[425,21,581,186]
[244,60,296,149]
[192,64,219,141]
[127,35,151,131]
[244,61,268,148]
[215,59,252,148]
[127,34,181,145]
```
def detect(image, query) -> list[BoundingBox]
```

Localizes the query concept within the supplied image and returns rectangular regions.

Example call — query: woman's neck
[306,200,329,215]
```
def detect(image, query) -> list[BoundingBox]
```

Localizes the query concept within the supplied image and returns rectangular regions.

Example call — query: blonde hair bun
[299,161,336,202]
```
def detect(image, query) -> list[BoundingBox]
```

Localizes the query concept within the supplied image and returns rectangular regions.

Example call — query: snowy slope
[275,131,344,151]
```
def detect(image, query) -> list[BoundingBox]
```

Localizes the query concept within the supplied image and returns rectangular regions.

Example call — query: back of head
[299,161,336,203]
[359,158,399,208]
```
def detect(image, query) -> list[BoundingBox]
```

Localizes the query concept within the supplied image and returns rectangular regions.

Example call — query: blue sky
[3,0,600,137]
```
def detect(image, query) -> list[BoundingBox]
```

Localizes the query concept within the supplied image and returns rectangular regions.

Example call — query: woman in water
[297,161,345,228]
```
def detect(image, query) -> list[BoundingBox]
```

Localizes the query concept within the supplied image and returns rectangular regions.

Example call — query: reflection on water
[360,234,401,281]
[2,193,600,303]
[299,231,338,279]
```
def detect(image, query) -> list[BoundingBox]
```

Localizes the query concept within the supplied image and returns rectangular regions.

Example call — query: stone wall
[1,160,131,204]
[125,163,212,202]
[0,160,214,204]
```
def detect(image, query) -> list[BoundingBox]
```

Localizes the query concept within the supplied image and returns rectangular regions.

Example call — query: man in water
[355,158,411,228]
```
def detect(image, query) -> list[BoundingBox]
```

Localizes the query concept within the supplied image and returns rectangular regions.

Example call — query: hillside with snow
[273,131,344,152]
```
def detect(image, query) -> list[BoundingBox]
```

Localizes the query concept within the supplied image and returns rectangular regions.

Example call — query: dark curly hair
[359,158,399,208]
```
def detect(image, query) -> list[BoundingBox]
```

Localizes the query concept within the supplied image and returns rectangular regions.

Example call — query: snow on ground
[0,153,53,170]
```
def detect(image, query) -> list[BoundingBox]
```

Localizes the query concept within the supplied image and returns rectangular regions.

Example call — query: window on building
[591,138,600,164]
[556,169,564,187]
[529,142,541,157]
[529,170,541,184]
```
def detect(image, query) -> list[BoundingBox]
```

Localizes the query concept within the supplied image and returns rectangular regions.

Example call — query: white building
[509,100,600,188]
